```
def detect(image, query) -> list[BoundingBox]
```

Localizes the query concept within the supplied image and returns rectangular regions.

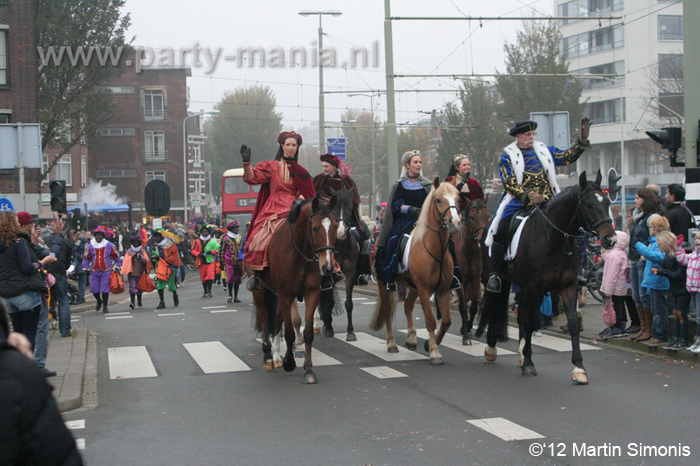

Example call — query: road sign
[190,193,202,206]
[144,180,171,217]
[327,138,346,160]
[530,111,570,148]
[0,197,15,212]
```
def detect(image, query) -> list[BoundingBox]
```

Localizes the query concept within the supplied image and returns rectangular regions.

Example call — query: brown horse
[453,197,491,345]
[369,178,461,365]
[252,197,338,384]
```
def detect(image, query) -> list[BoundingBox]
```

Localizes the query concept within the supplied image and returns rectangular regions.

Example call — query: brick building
[87,65,192,222]
[0,0,42,214]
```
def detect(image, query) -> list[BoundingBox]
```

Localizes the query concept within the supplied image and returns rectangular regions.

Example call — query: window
[0,112,9,123]
[81,156,87,187]
[96,169,136,178]
[0,30,7,85]
[558,0,622,25]
[192,144,202,167]
[55,156,72,186]
[658,15,683,40]
[143,130,166,160]
[658,92,683,118]
[224,176,248,195]
[586,98,625,124]
[58,124,71,144]
[96,86,135,94]
[658,53,683,79]
[574,61,625,91]
[97,128,136,136]
[561,25,624,59]
[584,150,600,177]
[141,88,167,119]
[145,171,166,184]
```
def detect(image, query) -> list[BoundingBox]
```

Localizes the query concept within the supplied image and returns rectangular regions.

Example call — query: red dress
[243,160,304,271]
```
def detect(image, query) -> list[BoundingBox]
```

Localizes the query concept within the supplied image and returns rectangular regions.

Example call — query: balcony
[141,108,168,121]
[141,150,169,163]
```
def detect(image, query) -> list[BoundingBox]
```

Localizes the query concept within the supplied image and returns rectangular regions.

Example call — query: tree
[438,79,510,181]
[496,21,585,143]
[339,109,386,201]
[645,51,683,128]
[37,0,132,179]
[206,86,283,197]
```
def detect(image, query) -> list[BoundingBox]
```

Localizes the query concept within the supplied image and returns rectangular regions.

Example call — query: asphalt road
[64,281,698,466]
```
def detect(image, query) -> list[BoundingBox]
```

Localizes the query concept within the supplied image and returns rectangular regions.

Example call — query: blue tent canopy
[90,204,130,213]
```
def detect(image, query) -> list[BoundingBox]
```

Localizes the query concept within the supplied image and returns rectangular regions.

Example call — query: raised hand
[240,144,252,163]
[580,117,593,142]
[676,234,684,248]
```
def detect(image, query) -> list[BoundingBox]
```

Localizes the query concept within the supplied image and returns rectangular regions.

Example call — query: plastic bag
[109,271,125,294]
[603,297,616,327]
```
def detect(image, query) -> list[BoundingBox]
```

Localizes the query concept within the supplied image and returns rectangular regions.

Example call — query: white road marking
[399,329,516,357]
[506,326,599,352]
[183,341,251,373]
[157,312,185,317]
[202,305,227,309]
[336,332,427,361]
[352,297,368,301]
[255,338,342,367]
[468,417,545,441]
[76,438,86,450]
[108,346,157,379]
[106,311,130,316]
[65,420,85,430]
[362,301,377,305]
[360,366,408,379]
[105,315,133,320]
[210,309,238,314]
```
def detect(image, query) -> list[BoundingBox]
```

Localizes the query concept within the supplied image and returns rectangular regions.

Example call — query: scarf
[130,245,142,253]
[200,234,211,241]
[156,238,168,247]
[227,231,239,240]
[90,238,107,250]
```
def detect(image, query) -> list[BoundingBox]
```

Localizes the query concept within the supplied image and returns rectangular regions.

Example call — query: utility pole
[384,0,398,185]
[685,0,700,215]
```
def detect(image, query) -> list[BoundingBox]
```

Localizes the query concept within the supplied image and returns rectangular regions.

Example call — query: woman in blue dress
[375,151,433,291]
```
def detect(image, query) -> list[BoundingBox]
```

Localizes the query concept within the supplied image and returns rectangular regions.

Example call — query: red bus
[221,168,259,232]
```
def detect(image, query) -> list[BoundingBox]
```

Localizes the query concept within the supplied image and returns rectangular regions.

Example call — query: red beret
[320,153,340,168]
[17,211,33,226]
[277,131,302,146]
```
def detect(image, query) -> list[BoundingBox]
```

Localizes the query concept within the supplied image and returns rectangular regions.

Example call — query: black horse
[318,189,359,341]
[476,171,616,384]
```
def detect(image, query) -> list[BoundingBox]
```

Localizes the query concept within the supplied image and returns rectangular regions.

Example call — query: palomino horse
[252,197,338,384]
[369,178,461,365]
[453,197,491,345]
[476,171,616,384]
[317,189,360,341]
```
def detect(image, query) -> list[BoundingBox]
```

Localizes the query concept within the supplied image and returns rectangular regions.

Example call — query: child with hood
[600,231,630,338]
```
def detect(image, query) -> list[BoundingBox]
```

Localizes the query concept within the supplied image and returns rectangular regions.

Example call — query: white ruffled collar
[227,231,239,239]
[90,238,107,250]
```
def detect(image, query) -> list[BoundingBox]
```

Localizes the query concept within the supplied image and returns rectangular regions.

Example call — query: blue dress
[375,179,428,284]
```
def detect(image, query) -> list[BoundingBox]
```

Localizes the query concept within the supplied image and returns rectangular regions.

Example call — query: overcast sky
[123,0,554,130]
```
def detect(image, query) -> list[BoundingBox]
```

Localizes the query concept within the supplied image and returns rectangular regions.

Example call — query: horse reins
[288,210,336,265]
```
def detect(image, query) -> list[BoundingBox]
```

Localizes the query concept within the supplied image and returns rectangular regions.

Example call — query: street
[63,282,697,466]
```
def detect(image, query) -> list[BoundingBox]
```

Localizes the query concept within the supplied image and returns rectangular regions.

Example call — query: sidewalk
[46,324,88,412]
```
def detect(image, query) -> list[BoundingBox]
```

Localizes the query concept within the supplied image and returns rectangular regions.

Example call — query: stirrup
[486,274,502,293]
[450,276,461,290]
[321,275,334,291]
[332,271,345,284]
[246,276,261,292]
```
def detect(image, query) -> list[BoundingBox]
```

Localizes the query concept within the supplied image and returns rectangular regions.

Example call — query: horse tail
[369,286,395,332]
[475,282,510,342]
[254,289,278,334]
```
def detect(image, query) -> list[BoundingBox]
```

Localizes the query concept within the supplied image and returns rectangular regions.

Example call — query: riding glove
[408,207,422,217]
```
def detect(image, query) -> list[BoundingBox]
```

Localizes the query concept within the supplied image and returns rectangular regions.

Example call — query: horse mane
[333,189,354,210]
[412,182,459,243]
[288,199,312,224]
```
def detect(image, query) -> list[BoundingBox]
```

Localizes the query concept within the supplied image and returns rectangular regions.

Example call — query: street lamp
[299,10,343,154]
[183,110,219,225]
[349,93,380,217]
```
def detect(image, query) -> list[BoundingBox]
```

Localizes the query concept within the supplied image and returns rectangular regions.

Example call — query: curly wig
[0,212,20,248]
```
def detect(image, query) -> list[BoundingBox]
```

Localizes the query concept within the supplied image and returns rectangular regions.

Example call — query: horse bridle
[288,210,336,264]
[462,203,488,241]
[423,196,458,264]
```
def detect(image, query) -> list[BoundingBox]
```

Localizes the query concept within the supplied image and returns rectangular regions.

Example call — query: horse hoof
[294,351,305,359]
[484,346,497,362]
[313,327,321,335]
[522,366,537,377]
[424,340,430,352]
[323,327,335,338]
[387,345,399,353]
[572,368,589,385]
[346,333,357,342]
[283,358,296,372]
[303,372,318,384]
[263,361,274,372]
[405,342,417,351]
[429,357,444,366]
[462,336,472,346]
[273,360,283,369]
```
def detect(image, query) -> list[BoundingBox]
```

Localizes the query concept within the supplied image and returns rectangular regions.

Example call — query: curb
[46,326,87,413]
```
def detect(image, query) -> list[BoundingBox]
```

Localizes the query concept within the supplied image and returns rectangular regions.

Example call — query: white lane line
[183,341,251,373]
[360,366,408,379]
[76,438,86,450]
[202,305,227,309]
[336,332,427,361]
[362,301,377,305]
[210,309,238,314]
[108,346,157,379]
[468,417,545,441]
[106,311,130,316]
[506,326,599,352]
[157,312,185,317]
[353,297,368,301]
[105,315,133,320]
[255,338,342,367]
[399,329,516,357]
[65,420,85,430]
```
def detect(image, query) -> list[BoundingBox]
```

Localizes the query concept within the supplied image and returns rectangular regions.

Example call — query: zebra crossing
[106,324,595,381]
[65,419,86,451]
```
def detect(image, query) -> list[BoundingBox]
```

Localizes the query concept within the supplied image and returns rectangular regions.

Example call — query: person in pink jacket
[675,231,700,353]
[600,231,630,338]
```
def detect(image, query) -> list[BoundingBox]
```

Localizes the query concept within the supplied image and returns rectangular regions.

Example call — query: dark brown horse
[476,171,616,384]
[370,178,461,365]
[252,197,338,384]
[453,197,491,345]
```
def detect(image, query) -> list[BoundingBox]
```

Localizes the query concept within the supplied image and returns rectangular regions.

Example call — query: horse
[453,197,491,345]
[252,197,338,384]
[316,189,360,341]
[369,178,461,365]
[476,170,616,384]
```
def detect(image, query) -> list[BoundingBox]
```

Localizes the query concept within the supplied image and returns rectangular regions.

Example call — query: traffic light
[71,208,82,230]
[607,168,622,203]
[49,180,67,214]
[144,180,171,218]
[646,127,683,167]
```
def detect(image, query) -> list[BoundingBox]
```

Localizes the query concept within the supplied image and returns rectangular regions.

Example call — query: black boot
[173,292,179,307]
[233,283,241,302]
[321,275,334,291]
[94,293,102,312]
[101,292,110,313]
[332,270,345,284]
[156,289,166,309]
[129,293,136,309]
[448,239,462,290]
[486,243,507,293]
[137,292,143,307]
[227,282,233,303]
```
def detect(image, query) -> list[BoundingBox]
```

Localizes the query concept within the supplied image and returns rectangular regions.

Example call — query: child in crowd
[634,214,671,346]
[600,231,630,338]
[674,231,700,353]
[121,236,151,309]
[653,231,690,350]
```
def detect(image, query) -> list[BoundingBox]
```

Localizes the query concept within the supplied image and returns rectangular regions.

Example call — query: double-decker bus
[221,168,259,232]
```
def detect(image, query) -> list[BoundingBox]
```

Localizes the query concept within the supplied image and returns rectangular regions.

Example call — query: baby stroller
[67,275,82,305]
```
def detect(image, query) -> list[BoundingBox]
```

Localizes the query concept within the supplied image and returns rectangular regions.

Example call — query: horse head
[578,170,617,248]
[329,189,353,240]
[430,177,461,234]
[310,197,338,276]
[462,198,490,241]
